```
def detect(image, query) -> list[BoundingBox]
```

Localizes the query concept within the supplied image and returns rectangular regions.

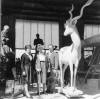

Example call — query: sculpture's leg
[58,52,63,92]
[74,60,79,89]
[60,64,63,90]
[69,63,73,88]
[62,65,68,87]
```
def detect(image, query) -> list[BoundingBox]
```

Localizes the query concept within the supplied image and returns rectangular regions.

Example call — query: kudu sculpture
[59,0,94,92]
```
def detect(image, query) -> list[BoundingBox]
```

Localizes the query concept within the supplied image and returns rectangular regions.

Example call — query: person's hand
[22,71,26,76]
[22,71,26,75]
[36,68,41,72]
[53,69,57,77]
[53,69,56,73]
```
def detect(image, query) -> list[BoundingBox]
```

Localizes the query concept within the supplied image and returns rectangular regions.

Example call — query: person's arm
[40,39,44,45]
[21,54,25,71]
[45,54,50,72]
[10,47,12,52]
[54,52,59,70]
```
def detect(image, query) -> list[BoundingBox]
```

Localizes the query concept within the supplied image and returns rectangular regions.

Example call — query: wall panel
[15,20,59,49]
[23,20,31,47]
[30,22,37,48]
[15,20,24,48]
[38,22,45,43]
[51,23,59,48]
[44,23,51,49]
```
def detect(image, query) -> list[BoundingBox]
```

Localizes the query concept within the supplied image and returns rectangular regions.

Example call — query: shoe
[42,91,46,94]
[36,92,41,95]
[26,95,32,98]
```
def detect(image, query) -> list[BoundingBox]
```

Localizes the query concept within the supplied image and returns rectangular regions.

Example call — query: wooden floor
[0,78,100,99]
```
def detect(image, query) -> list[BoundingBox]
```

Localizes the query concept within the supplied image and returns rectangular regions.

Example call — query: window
[15,19,59,49]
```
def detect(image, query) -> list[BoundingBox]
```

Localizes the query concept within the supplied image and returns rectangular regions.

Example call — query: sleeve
[54,52,59,70]
[41,39,44,45]
[45,54,49,72]
[21,54,25,71]
[34,39,36,46]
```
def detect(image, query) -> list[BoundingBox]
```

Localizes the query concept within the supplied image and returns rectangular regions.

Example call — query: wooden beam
[2,1,70,13]
[0,0,1,52]
[15,14,60,21]
[3,7,66,17]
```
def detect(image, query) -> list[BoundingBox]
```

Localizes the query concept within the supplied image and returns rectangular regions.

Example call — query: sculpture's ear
[71,20,77,26]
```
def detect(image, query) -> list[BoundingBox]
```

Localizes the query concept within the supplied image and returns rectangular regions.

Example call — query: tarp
[81,35,100,47]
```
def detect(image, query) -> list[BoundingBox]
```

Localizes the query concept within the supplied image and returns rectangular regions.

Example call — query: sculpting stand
[60,86,83,98]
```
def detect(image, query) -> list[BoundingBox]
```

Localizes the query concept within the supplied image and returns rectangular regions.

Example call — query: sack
[46,75,56,93]
[5,80,14,94]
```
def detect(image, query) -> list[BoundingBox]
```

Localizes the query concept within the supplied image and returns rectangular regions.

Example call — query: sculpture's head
[64,0,94,36]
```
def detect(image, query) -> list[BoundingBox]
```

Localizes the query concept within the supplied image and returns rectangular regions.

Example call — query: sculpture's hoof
[69,87,75,92]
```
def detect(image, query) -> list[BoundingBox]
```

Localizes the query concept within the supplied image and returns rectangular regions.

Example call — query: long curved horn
[69,4,74,20]
[72,0,94,24]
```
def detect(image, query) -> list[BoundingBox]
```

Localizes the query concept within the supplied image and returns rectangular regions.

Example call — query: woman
[35,44,47,94]
[21,45,33,98]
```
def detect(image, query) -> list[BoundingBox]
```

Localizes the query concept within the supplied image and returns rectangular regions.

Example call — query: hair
[36,33,39,37]
[3,25,9,30]
[25,45,31,50]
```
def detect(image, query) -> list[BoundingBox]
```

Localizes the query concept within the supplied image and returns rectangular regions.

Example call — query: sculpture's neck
[71,31,81,48]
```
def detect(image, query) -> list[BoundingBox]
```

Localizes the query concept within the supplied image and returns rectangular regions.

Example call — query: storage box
[87,79,100,90]
[5,80,14,94]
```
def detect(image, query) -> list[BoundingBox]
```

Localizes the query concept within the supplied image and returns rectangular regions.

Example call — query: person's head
[37,44,44,53]
[48,44,54,52]
[3,25,9,32]
[36,33,39,38]
[25,45,31,54]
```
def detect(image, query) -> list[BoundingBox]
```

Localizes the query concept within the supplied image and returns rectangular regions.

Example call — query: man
[34,33,44,53]
[47,44,59,74]
[46,44,59,93]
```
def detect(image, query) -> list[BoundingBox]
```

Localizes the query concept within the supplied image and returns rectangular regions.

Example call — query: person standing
[33,34,44,83]
[46,44,59,93]
[21,45,33,98]
[33,33,44,53]
[35,44,47,94]
[47,44,59,76]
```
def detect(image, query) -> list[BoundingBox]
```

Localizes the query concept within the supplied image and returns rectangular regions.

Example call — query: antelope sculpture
[59,0,94,92]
